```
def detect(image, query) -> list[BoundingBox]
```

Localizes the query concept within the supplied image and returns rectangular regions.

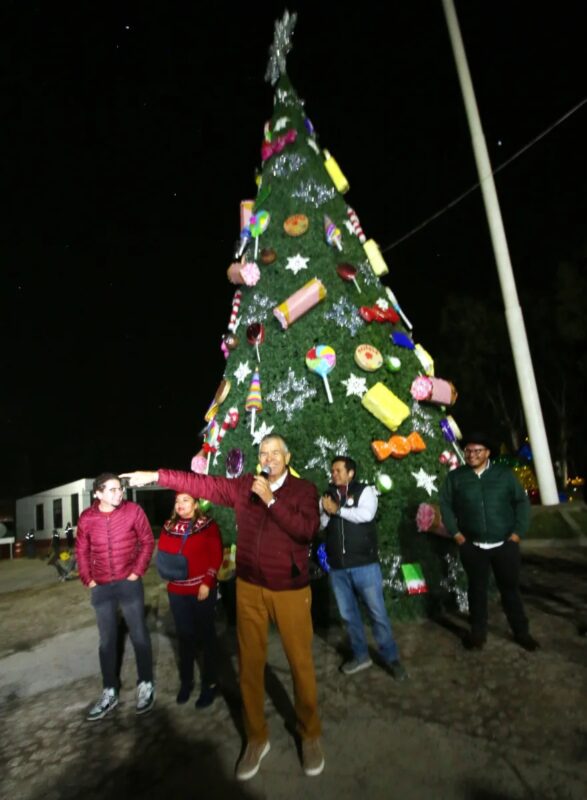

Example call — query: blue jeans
[91,579,153,689]
[329,563,399,663]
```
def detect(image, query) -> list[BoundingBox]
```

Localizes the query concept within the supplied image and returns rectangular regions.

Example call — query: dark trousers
[168,590,218,688]
[91,579,153,689]
[459,540,529,637]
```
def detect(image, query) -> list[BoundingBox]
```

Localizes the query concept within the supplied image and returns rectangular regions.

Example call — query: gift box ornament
[410,376,458,406]
[401,563,428,595]
[361,383,410,431]
[371,431,426,461]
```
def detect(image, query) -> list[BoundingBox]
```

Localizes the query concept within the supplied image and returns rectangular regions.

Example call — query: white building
[16,480,171,540]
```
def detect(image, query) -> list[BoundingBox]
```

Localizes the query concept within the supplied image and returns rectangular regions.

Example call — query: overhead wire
[381,97,587,255]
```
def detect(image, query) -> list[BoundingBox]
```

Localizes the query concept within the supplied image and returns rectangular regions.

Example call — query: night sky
[2,1,585,499]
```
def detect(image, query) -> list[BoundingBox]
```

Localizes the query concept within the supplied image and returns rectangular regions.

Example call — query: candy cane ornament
[215,407,240,451]
[346,206,366,244]
[227,290,242,333]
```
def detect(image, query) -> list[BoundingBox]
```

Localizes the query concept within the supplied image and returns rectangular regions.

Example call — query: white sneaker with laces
[87,688,118,721]
[136,681,155,715]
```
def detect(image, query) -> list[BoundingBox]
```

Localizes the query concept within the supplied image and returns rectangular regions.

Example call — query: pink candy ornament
[191,452,208,474]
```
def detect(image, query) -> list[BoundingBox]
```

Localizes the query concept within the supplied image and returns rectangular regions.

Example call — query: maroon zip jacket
[76,500,155,586]
[158,468,319,591]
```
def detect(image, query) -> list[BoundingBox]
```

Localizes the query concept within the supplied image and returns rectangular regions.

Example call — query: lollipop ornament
[250,209,270,260]
[306,344,336,404]
[324,215,343,252]
[336,262,361,293]
[246,369,263,435]
[439,415,465,464]
[246,322,265,362]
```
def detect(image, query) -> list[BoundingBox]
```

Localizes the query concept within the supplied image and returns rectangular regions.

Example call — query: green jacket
[439,462,530,543]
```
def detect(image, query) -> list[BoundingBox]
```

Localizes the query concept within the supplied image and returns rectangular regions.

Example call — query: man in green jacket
[439,432,539,652]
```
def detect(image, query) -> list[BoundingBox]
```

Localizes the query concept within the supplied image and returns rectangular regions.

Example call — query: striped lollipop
[246,369,262,434]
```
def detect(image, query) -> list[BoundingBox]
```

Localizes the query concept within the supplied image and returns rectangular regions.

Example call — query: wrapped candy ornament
[410,376,458,406]
[371,431,426,461]
[273,277,327,329]
[240,199,254,232]
[361,382,410,431]
[323,149,349,194]
[227,261,261,287]
[363,239,389,277]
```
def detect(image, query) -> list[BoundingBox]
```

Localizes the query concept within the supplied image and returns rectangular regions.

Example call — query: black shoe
[195,684,217,709]
[514,633,540,652]
[463,631,486,650]
[176,682,194,705]
[387,660,408,682]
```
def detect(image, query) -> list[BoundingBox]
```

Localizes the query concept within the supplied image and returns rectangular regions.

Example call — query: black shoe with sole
[514,633,540,652]
[195,684,217,709]
[463,631,486,650]
[176,682,194,705]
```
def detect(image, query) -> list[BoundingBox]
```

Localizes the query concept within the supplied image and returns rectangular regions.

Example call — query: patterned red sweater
[157,516,223,596]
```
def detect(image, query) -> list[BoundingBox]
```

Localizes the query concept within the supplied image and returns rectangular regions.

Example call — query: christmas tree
[195,12,466,619]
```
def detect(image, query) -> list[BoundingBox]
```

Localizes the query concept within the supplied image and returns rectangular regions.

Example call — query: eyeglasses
[464,448,487,455]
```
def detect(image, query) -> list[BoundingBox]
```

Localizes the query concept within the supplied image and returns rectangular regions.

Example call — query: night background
[1,1,585,503]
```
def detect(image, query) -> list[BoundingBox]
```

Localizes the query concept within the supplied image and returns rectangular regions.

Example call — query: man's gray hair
[258,434,289,454]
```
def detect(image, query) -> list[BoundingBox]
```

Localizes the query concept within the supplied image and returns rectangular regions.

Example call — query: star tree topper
[265,10,297,85]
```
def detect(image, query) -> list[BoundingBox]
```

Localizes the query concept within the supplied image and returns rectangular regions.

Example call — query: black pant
[91,579,153,689]
[458,540,529,637]
[168,590,218,688]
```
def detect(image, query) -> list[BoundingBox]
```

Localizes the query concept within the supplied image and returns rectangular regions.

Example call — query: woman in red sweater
[158,492,223,708]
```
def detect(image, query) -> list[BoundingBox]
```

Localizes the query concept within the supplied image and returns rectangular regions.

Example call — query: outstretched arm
[120,471,159,487]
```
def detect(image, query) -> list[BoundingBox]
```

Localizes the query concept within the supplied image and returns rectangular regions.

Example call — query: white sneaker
[87,688,118,721]
[136,681,155,715]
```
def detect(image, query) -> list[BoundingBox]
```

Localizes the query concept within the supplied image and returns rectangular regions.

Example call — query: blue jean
[91,579,153,689]
[329,563,399,663]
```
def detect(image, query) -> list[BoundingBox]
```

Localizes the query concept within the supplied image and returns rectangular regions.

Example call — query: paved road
[0,546,586,799]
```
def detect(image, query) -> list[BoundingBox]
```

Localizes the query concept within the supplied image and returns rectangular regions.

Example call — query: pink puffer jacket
[76,500,154,586]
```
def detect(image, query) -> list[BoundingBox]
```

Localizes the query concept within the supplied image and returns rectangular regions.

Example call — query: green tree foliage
[200,18,466,619]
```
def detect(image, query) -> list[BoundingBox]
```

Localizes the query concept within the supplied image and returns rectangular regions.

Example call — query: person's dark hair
[461,432,494,453]
[92,472,121,494]
[331,455,357,476]
[165,493,204,530]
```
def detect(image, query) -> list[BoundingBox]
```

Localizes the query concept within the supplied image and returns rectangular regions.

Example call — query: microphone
[250,466,271,503]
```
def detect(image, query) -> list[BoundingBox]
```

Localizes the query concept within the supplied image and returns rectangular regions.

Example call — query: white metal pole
[441,0,559,505]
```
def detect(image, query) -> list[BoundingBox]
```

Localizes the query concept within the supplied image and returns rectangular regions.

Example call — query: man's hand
[88,580,97,588]
[119,471,159,487]
[454,533,466,546]
[508,533,521,544]
[197,584,210,601]
[251,474,273,506]
[127,572,139,581]
[322,495,339,516]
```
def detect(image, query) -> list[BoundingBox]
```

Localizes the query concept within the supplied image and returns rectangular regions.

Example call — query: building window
[53,499,63,529]
[71,494,80,525]
[36,504,44,531]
